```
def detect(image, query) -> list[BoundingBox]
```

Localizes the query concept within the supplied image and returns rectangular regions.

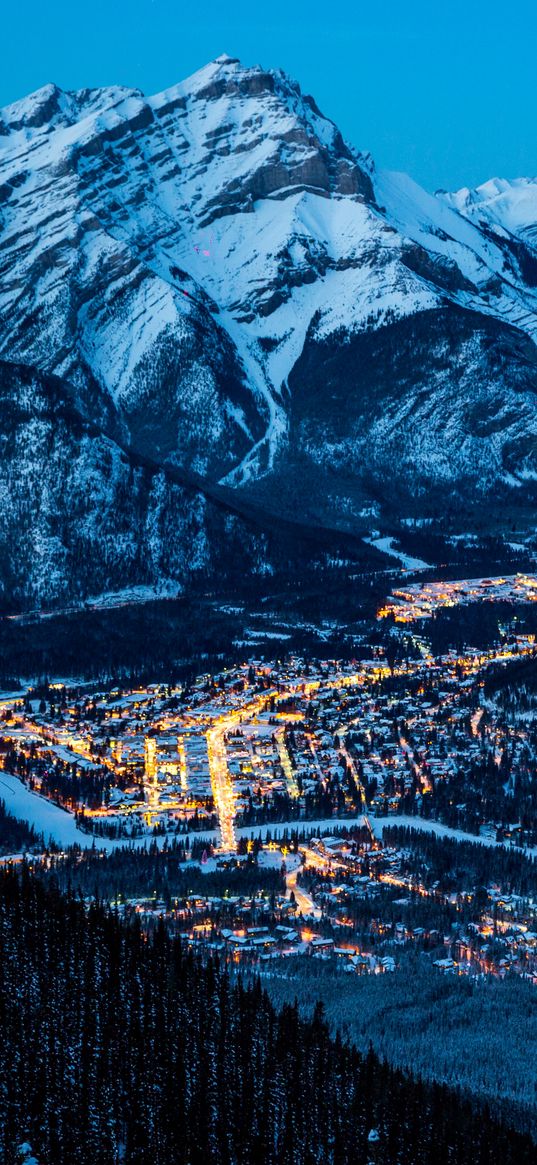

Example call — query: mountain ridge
[1,55,536,606]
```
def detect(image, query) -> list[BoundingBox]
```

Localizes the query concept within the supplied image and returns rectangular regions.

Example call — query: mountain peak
[439,174,537,244]
[213,53,241,65]
[1,54,537,613]
[0,79,144,137]
[171,52,250,98]
[1,81,65,131]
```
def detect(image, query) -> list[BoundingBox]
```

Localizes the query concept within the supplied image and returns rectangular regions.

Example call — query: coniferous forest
[0,867,535,1165]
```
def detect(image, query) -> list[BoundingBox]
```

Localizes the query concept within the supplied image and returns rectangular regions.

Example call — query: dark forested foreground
[0,870,535,1165]
[264,952,537,1134]
[0,799,46,855]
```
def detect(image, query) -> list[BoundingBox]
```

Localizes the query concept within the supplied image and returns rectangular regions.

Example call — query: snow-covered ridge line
[1,56,537,605]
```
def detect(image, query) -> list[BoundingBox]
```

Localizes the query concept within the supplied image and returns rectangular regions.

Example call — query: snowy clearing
[0,773,119,850]
[364,536,430,571]
[370,814,537,856]
[3,773,535,862]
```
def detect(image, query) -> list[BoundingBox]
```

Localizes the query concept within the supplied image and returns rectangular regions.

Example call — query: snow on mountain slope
[0,67,267,479]
[371,168,537,341]
[443,177,537,247]
[0,360,273,609]
[436,177,537,338]
[0,55,480,480]
[0,56,537,606]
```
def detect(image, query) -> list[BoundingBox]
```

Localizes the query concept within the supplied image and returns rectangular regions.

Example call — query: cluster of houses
[379,572,537,623]
[103,826,537,986]
[298,834,537,984]
[118,877,398,976]
[1,630,536,847]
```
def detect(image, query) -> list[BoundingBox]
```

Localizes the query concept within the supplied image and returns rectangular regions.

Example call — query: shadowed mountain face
[0,360,272,610]
[1,55,536,605]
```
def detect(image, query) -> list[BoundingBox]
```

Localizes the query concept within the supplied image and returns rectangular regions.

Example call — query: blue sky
[3,0,535,191]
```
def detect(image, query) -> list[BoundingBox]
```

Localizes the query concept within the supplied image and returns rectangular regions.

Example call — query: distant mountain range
[1,54,536,608]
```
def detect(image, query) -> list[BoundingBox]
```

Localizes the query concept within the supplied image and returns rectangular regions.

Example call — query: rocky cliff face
[1,55,536,605]
[0,360,273,610]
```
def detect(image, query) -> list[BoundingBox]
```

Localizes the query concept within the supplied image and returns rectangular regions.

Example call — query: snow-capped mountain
[442,176,537,253]
[1,54,536,605]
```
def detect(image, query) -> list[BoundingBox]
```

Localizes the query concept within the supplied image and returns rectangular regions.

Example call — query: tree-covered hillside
[0,868,534,1165]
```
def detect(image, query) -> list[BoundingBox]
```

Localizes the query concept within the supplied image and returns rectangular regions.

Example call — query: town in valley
[3,572,537,991]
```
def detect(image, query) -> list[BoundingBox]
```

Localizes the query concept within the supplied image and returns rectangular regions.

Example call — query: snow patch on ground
[364,536,430,571]
[371,814,537,856]
[0,772,118,851]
